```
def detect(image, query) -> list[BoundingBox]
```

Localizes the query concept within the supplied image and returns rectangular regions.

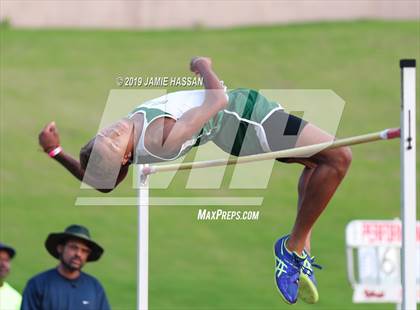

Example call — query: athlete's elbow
[217,95,228,109]
[147,138,179,160]
[214,91,228,109]
[207,90,228,109]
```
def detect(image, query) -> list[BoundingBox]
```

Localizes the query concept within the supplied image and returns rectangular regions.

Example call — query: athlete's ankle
[286,237,305,257]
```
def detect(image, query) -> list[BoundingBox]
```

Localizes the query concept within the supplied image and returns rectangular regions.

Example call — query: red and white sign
[346,220,420,246]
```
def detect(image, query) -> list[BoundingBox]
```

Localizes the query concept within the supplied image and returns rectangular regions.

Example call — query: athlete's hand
[39,121,61,153]
[190,57,212,75]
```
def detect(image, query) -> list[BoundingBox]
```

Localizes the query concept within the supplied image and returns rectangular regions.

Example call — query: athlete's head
[80,119,134,190]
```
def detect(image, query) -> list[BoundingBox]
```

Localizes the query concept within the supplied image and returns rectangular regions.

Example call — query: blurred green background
[1,21,419,309]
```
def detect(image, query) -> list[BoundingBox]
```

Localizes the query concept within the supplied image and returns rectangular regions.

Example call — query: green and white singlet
[128,88,283,164]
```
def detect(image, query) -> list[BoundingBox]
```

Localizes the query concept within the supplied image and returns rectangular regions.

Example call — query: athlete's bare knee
[329,146,352,177]
[340,146,352,167]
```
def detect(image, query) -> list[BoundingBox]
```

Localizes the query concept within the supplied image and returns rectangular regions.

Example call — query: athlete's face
[97,120,133,165]
[0,251,11,282]
[79,119,133,189]
[58,239,91,272]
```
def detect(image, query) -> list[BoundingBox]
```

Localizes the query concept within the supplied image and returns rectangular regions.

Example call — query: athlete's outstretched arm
[151,57,228,155]
[39,122,85,180]
[38,122,128,193]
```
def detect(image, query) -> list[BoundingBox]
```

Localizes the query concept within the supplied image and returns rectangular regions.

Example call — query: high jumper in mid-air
[39,56,352,305]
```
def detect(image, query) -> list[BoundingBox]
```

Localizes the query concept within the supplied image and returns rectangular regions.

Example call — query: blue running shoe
[274,235,307,304]
[298,252,322,304]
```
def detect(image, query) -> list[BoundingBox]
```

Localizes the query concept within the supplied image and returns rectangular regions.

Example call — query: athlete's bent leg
[286,124,352,254]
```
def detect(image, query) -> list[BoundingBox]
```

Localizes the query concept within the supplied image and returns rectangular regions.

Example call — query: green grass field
[1,21,419,309]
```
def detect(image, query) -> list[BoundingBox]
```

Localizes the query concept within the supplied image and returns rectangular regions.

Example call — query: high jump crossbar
[136,59,416,310]
[142,128,400,175]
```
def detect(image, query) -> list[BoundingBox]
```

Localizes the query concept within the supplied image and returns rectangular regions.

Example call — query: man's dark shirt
[21,268,110,310]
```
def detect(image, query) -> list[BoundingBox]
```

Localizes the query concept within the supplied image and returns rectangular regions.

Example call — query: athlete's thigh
[295,123,334,147]
[262,109,310,152]
[262,110,334,165]
[295,123,347,165]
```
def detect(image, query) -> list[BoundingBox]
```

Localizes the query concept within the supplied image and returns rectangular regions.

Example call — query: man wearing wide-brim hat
[21,225,111,310]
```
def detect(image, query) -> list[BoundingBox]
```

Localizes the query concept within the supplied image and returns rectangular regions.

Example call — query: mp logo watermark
[75,87,344,207]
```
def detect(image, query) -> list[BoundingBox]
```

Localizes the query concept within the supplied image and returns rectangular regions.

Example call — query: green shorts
[213,88,307,156]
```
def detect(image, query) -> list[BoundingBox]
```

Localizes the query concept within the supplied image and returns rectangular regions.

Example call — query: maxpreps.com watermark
[116,76,203,87]
[197,209,260,221]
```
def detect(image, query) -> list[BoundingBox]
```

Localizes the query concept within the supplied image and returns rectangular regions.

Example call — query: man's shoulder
[80,272,106,290]
[1,282,22,298]
[0,282,22,309]
[27,268,58,284]
[80,272,101,284]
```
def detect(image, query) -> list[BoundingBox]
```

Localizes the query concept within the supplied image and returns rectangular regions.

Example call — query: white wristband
[48,146,62,158]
